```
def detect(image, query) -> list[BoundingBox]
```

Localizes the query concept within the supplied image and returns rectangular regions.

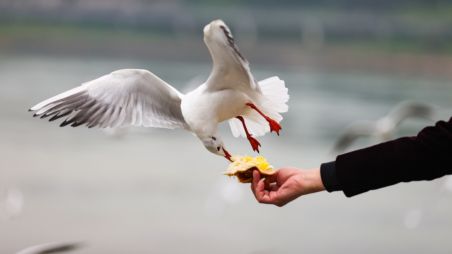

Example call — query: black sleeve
[323,117,452,197]
[320,161,341,192]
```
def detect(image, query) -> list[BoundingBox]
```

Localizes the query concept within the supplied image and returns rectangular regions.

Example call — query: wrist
[302,168,326,194]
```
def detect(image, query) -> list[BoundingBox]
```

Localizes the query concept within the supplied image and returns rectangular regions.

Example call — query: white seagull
[29,19,289,161]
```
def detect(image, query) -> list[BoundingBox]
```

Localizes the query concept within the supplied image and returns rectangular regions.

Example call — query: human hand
[251,167,325,207]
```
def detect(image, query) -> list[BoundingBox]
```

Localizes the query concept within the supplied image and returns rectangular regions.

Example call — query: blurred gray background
[1,0,452,253]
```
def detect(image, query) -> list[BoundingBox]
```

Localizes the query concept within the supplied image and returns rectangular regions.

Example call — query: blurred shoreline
[2,23,452,79]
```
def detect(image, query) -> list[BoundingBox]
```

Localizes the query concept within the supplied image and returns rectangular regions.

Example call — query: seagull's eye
[211,136,217,141]
[217,146,221,151]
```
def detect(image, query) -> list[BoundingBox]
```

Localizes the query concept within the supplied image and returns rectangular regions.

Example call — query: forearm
[321,117,452,197]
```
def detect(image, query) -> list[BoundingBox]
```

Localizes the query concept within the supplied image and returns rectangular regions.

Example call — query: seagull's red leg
[245,103,282,135]
[236,116,261,153]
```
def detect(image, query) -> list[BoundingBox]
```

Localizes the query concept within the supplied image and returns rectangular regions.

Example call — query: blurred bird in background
[332,101,436,154]
[16,241,83,254]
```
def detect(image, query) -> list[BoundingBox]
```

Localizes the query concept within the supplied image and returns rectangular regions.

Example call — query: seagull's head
[204,20,237,46]
[201,135,232,161]
[203,19,246,63]
[203,19,229,44]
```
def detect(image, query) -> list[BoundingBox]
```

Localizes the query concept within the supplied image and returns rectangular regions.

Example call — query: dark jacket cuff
[320,161,342,192]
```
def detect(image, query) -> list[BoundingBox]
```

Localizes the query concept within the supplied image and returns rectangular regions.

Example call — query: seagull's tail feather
[258,76,289,120]
[228,76,289,138]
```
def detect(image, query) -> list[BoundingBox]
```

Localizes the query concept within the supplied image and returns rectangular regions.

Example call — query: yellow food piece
[225,155,275,183]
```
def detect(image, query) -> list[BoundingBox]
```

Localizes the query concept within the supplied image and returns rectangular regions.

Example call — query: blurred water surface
[0,55,451,253]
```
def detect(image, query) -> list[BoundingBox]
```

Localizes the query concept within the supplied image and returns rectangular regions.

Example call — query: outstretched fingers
[256,180,280,204]
[251,170,261,198]
[252,170,280,204]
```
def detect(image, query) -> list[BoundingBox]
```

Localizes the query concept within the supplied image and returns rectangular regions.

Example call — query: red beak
[223,148,232,162]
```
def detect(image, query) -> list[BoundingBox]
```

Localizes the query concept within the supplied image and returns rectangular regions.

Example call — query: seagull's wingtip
[29,104,40,111]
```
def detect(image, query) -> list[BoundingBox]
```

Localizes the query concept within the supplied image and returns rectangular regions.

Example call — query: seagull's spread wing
[30,69,187,129]
[204,22,259,93]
